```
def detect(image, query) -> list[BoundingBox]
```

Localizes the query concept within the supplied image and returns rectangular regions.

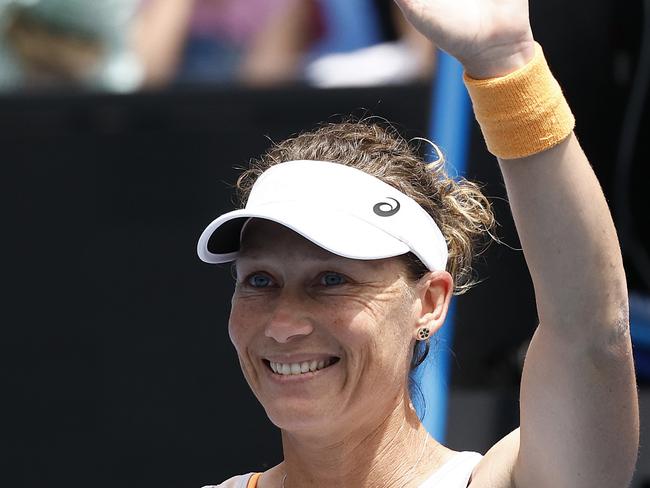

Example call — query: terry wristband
[463,42,575,160]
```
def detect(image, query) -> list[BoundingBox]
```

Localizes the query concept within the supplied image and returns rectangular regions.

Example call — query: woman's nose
[264,294,314,343]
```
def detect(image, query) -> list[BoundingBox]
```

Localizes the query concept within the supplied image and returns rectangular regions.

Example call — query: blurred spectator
[0,0,143,92]
[133,0,311,87]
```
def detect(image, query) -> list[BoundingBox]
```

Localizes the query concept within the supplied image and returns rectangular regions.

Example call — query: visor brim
[197,203,410,264]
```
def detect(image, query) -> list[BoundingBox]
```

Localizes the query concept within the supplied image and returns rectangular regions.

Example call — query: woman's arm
[495,134,638,488]
[394,1,639,486]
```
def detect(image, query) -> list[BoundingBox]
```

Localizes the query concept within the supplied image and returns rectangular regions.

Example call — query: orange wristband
[463,43,575,160]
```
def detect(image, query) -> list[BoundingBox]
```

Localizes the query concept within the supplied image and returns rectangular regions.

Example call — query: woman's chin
[252,357,346,430]
[262,397,338,433]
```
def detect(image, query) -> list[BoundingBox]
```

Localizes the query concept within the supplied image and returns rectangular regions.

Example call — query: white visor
[197,160,448,271]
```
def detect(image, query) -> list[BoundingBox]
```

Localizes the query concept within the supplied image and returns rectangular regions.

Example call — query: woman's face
[228,219,442,435]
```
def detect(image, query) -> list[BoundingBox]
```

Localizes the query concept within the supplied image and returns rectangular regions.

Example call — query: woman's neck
[278,396,454,488]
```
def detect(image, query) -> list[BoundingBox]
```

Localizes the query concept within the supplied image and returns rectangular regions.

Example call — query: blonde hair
[235,119,495,295]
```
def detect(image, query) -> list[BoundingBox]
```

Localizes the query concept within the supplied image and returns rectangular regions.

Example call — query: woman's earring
[416,326,431,341]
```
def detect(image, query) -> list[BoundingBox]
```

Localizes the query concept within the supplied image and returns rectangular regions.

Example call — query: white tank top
[419,451,483,487]
[206,450,483,488]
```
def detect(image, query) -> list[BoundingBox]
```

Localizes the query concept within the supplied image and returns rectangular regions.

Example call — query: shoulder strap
[246,473,262,488]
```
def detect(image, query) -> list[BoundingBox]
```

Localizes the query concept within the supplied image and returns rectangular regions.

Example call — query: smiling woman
[199,156,480,486]
[196,0,639,487]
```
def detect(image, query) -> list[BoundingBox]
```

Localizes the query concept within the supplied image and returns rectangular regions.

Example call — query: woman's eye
[246,274,273,288]
[320,272,347,287]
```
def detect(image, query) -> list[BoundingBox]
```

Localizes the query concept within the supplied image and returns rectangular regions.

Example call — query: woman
[196,0,640,486]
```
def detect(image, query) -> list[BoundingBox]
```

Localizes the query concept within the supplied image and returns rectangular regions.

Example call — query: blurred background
[0,0,435,91]
[1,0,649,486]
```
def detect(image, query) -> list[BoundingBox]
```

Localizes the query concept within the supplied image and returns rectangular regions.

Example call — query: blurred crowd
[0,0,436,92]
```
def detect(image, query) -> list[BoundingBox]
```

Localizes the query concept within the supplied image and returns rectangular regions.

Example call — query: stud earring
[416,326,431,341]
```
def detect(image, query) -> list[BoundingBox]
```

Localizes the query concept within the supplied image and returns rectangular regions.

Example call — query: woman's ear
[412,270,454,340]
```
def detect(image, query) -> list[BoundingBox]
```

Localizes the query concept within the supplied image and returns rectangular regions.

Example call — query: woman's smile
[263,356,341,383]
[265,356,340,376]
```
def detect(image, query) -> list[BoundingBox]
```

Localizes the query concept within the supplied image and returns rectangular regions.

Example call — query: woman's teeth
[269,358,334,375]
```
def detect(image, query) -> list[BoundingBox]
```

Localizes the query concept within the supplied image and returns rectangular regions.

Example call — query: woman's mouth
[265,357,340,376]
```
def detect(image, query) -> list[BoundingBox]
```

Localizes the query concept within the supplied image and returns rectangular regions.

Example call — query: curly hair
[235,119,496,296]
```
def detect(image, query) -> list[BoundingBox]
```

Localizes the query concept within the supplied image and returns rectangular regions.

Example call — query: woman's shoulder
[201,472,256,488]
[469,428,520,488]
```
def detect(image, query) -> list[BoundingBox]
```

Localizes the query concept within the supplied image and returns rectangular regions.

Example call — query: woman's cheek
[228,310,262,386]
[228,301,256,351]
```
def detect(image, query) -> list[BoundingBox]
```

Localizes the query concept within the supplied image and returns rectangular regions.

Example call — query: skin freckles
[228,219,421,437]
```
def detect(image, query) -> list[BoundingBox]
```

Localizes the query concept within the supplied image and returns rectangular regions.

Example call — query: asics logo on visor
[373,197,401,217]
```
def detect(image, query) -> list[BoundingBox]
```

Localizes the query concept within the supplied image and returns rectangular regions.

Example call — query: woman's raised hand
[393,0,535,78]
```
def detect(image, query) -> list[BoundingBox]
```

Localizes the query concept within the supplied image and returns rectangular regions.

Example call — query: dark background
[3,0,649,486]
